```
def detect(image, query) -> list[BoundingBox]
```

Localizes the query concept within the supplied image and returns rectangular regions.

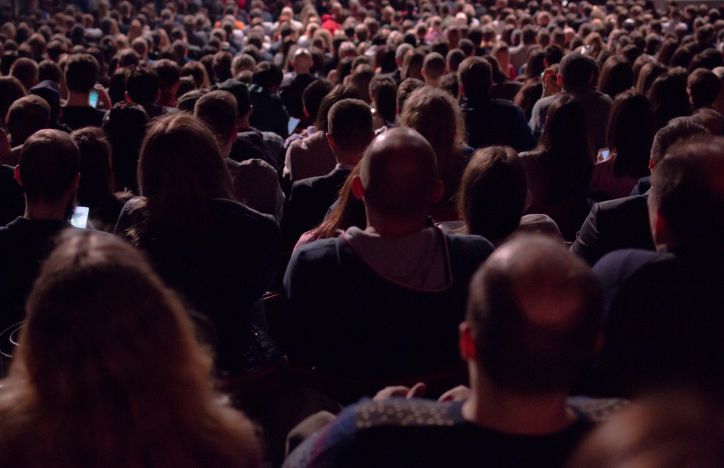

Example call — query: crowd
[0,0,724,466]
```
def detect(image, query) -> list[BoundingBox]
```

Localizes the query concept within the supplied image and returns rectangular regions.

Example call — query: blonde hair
[0,231,261,468]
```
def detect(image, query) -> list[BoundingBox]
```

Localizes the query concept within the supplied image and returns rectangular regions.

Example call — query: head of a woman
[135,113,233,241]
[458,146,527,244]
[0,231,260,467]
[607,91,655,178]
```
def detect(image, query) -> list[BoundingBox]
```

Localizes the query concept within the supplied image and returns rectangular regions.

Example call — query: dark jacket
[249,83,290,139]
[460,96,536,152]
[283,232,494,377]
[230,127,286,175]
[282,167,350,246]
[571,195,654,265]
[0,165,23,226]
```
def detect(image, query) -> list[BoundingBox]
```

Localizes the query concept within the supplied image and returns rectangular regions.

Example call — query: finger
[407,382,426,399]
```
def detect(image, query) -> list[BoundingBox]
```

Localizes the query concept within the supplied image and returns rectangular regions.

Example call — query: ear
[303,105,309,118]
[352,175,365,200]
[124,91,132,103]
[248,104,254,118]
[326,132,338,153]
[431,179,445,204]
[459,322,476,360]
[648,158,655,173]
[70,173,80,192]
[556,73,563,87]
[13,165,22,186]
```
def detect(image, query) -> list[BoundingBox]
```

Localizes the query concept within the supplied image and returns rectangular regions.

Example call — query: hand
[542,69,560,97]
[373,382,426,401]
[438,385,471,402]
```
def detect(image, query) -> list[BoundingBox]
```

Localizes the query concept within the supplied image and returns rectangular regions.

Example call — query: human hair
[458,146,526,243]
[6,95,50,146]
[177,89,207,112]
[126,65,160,106]
[64,53,99,93]
[9,57,38,90]
[597,55,633,99]
[466,235,603,393]
[232,53,256,78]
[649,117,709,168]
[422,52,446,81]
[635,61,667,96]
[647,70,692,130]
[396,77,424,113]
[401,49,424,81]
[327,98,374,154]
[650,136,724,253]
[71,127,118,218]
[212,51,233,83]
[559,53,599,93]
[251,61,283,92]
[18,129,79,202]
[607,91,655,178]
[181,61,210,89]
[688,68,720,109]
[369,75,397,125]
[400,86,465,196]
[302,79,333,123]
[0,76,26,124]
[102,102,148,192]
[194,90,238,146]
[155,58,180,90]
[38,60,62,83]
[314,85,360,131]
[307,165,366,242]
[538,94,594,201]
[130,113,233,243]
[0,231,261,467]
[458,56,492,101]
[568,392,724,468]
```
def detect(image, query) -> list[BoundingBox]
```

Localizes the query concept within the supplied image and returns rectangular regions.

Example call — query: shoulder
[344,399,460,429]
[566,396,630,423]
[262,131,285,146]
[212,198,278,228]
[289,237,342,266]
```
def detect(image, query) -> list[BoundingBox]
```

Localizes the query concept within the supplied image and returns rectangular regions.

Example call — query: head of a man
[7,95,50,147]
[64,53,100,95]
[15,129,80,219]
[558,53,599,93]
[326,98,374,165]
[352,127,443,231]
[648,136,724,254]
[457,56,492,101]
[462,235,603,395]
[649,117,709,171]
[194,90,238,156]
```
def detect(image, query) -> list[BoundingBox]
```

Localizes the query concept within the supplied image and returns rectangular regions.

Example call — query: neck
[24,198,70,221]
[462,365,575,435]
[66,91,90,107]
[335,151,363,167]
[365,212,428,238]
[237,116,251,131]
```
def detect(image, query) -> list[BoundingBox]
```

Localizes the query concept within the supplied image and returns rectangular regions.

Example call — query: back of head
[194,90,238,146]
[422,52,446,81]
[607,91,655,178]
[0,76,26,124]
[71,127,113,206]
[458,56,492,101]
[5,231,260,467]
[688,68,720,109]
[7,95,50,146]
[466,235,603,393]
[154,58,181,90]
[64,53,99,94]
[560,53,599,93]
[216,79,251,117]
[126,65,160,106]
[10,57,39,90]
[458,146,526,242]
[650,136,724,254]
[649,117,709,168]
[327,98,374,157]
[302,79,333,123]
[400,86,463,172]
[396,77,424,112]
[177,89,207,113]
[251,61,283,92]
[359,127,439,221]
[19,129,80,203]
[568,391,724,468]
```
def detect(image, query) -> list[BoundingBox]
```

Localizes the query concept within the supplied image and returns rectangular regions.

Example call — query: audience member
[3,95,50,165]
[60,54,105,130]
[284,127,493,377]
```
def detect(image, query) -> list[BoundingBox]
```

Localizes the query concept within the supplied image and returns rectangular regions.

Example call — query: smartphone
[89,90,99,108]
[598,148,611,161]
[71,206,90,229]
[288,117,301,135]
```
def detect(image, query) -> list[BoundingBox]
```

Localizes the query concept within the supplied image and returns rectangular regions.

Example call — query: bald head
[467,235,602,393]
[358,127,440,221]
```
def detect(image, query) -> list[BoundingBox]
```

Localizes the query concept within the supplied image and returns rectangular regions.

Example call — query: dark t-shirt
[285,398,625,468]
[0,217,71,335]
[60,105,105,130]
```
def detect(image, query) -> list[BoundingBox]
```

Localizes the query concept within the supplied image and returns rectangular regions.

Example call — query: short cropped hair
[328,98,374,153]
[126,65,160,106]
[65,54,100,93]
[422,52,446,81]
[560,53,599,92]
[19,129,80,202]
[7,95,51,146]
[688,68,720,109]
[458,57,492,100]
[155,59,181,90]
[194,90,238,145]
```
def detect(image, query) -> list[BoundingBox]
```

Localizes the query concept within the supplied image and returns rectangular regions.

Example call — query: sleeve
[570,203,603,266]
